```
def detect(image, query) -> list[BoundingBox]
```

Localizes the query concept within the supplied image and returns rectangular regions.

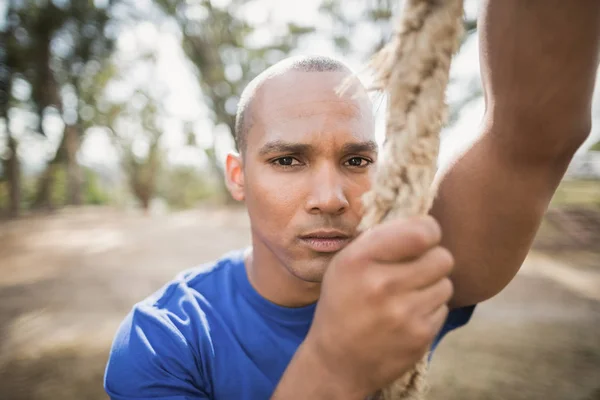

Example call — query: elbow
[484,105,592,165]
[450,272,516,309]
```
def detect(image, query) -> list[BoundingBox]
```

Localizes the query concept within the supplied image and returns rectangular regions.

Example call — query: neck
[245,241,321,308]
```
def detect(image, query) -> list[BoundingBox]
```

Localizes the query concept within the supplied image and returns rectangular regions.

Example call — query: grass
[550,179,600,207]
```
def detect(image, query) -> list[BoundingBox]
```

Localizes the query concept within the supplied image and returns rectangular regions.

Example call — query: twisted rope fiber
[356,0,465,398]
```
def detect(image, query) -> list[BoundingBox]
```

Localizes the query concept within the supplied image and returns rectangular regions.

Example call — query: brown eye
[272,157,301,167]
[277,157,295,166]
[346,157,371,167]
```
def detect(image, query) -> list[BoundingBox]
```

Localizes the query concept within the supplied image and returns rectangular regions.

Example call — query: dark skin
[224,1,600,398]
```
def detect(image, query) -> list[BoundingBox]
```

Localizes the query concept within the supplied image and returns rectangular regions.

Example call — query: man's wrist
[272,339,369,400]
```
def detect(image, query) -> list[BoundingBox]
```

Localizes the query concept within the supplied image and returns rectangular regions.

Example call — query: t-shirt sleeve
[430,304,476,354]
[104,304,210,400]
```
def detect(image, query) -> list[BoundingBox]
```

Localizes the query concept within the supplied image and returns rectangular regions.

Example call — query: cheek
[244,167,304,229]
[345,171,374,210]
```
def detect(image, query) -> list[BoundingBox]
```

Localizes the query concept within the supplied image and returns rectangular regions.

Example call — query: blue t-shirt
[104,249,474,400]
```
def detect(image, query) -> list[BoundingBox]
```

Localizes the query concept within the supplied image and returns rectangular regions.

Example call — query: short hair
[234,55,352,153]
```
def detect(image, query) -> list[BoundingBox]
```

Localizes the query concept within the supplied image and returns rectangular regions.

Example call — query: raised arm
[433,0,600,308]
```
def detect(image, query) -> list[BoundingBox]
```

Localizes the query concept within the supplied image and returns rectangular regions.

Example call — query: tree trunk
[1,26,19,217]
[5,134,20,218]
[65,124,83,205]
[140,195,150,214]
[32,130,66,210]
[31,21,62,210]
[32,163,57,210]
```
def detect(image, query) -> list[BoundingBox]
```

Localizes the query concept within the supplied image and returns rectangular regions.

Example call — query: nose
[305,163,349,216]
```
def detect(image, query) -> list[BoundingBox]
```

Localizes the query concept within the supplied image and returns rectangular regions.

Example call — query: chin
[287,255,331,283]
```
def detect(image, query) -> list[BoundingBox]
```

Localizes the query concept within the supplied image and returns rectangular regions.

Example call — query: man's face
[234,70,376,282]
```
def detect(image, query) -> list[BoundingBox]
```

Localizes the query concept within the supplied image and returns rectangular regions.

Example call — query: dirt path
[428,256,600,400]
[0,207,599,400]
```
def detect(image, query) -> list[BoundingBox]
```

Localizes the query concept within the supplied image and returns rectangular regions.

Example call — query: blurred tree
[7,0,119,210]
[122,99,163,213]
[156,165,214,209]
[154,0,315,199]
[92,44,168,213]
[1,0,20,217]
[93,87,165,213]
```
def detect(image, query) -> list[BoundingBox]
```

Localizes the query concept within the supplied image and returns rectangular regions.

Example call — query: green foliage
[0,182,8,210]
[551,179,600,207]
[45,165,112,207]
[83,168,110,205]
[19,175,39,210]
[590,140,600,152]
[0,166,110,211]
[156,166,217,210]
[7,0,119,134]
[50,165,68,206]
[2,0,122,213]
[368,8,393,21]
[0,171,50,211]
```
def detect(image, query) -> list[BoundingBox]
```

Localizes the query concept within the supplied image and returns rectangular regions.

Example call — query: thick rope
[359,0,465,399]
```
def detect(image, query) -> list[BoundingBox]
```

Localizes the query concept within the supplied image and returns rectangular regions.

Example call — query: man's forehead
[255,70,371,117]
[241,69,375,154]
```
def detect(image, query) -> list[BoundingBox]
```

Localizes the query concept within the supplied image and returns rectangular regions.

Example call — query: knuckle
[434,247,455,272]
[439,278,454,301]
[408,226,433,251]
[408,217,441,249]
[411,321,434,348]
[419,247,454,279]
[364,271,391,298]
[391,303,410,326]
[432,305,450,331]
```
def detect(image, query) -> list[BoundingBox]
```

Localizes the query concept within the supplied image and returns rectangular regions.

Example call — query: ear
[225,151,245,201]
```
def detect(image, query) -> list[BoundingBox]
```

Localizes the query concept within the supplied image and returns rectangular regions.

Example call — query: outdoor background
[1,1,600,399]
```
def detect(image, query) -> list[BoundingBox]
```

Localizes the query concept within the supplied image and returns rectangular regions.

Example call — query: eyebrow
[257,140,379,157]
[341,141,379,154]
[258,141,313,156]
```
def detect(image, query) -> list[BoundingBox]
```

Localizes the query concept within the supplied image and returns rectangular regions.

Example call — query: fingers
[401,246,454,290]
[413,277,454,317]
[355,245,454,303]
[426,304,450,336]
[355,215,442,263]
[364,246,454,296]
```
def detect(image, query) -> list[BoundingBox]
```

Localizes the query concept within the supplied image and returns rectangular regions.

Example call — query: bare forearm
[435,0,600,308]
[433,132,571,308]
[271,342,368,400]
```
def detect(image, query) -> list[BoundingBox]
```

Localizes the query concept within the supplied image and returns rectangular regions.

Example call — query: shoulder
[104,249,246,399]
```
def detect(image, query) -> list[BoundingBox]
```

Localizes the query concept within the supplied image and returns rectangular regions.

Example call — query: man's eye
[345,157,371,167]
[274,157,299,166]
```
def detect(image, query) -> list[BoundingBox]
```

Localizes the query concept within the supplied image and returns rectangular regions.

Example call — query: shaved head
[234,55,361,153]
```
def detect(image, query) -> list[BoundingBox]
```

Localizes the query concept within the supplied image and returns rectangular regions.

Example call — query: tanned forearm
[433,0,600,308]
[271,342,368,400]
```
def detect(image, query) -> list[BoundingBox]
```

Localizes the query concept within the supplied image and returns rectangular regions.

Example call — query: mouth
[298,231,353,253]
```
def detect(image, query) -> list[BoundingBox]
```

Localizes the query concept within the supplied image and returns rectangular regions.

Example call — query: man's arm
[432,0,600,308]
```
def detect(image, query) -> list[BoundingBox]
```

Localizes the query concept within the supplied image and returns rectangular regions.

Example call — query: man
[104,1,600,399]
